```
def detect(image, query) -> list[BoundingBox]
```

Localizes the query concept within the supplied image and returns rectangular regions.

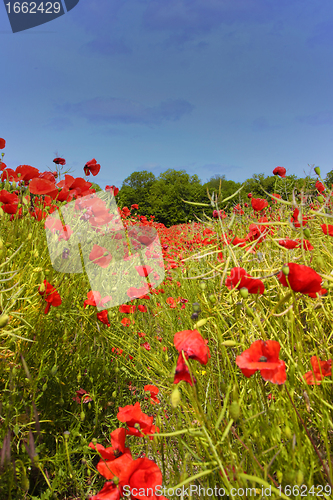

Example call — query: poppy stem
[285,386,333,488]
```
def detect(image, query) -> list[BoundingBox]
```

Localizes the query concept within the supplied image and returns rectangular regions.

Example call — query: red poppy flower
[174,353,196,385]
[174,329,210,365]
[273,166,286,178]
[53,157,66,165]
[138,305,147,312]
[315,180,325,193]
[0,138,5,149]
[247,193,252,198]
[141,342,151,351]
[295,239,314,251]
[225,267,264,295]
[321,224,333,237]
[97,310,110,326]
[0,190,19,205]
[73,388,93,404]
[131,204,139,210]
[117,402,159,439]
[277,262,327,297]
[236,340,286,384]
[291,207,308,228]
[84,158,101,176]
[16,165,40,181]
[29,177,58,196]
[144,385,160,404]
[89,244,112,268]
[278,239,298,249]
[89,427,132,476]
[303,356,332,385]
[1,168,18,182]
[105,185,119,196]
[89,481,121,500]
[38,280,62,314]
[251,198,268,212]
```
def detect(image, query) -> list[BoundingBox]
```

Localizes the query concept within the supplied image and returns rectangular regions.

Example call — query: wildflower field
[0,138,333,499]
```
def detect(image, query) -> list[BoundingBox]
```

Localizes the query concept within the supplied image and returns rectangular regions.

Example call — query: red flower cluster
[251,198,268,212]
[236,340,286,384]
[38,280,62,314]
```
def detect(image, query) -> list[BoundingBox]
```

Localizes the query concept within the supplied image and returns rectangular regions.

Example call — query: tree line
[99,167,333,228]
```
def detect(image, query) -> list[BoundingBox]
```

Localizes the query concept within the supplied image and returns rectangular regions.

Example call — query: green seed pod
[194,318,208,328]
[314,166,321,176]
[42,383,48,392]
[112,390,117,398]
[296,469,304,486]
[115,367,120,373]
[208,294,216,303]
[239,287,248,299]
[0,239,3,250]
[230,401,240,421]
[59,397,64,406]
[303,228,311,238]
[0,314,9,328]
[276,471,283,483]
[199,282,207,290]
[77,372,82,383]
[317,195,324,203]
[88,402,92,410]
[282,265,290,276]
[171,387,181,408]
[192,302,201,313]
[21,471,30,492]
[80,411,85,421]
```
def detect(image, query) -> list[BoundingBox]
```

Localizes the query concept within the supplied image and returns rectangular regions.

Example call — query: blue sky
[1,0,333,191]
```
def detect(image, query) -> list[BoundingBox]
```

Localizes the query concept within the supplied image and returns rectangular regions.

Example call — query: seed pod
[191,312,199,320]
[317,195,324,203]
[0,314,9,328]
[112,390,117,398]
[192,302,201,313]
[276,471,283,483]
[303,228,311,238]
[282,265,289,276]
[171,387,181,408]
[208,294,216,303]
[199,282,207,290]
[42,383,48,392]
[230,401,240,421]
[239,287,248,299]
[80,411,85,421]
[77,372,81,383]
[314,166,321,176]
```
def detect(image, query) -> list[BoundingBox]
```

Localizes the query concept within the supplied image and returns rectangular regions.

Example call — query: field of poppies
[0,137,333,500]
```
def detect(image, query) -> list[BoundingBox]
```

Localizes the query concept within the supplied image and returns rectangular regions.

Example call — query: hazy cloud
[80,38,132,56]
[296,111,333,126]
[251,117,284,132]
[57,97,195,125]
[45,116,73,131]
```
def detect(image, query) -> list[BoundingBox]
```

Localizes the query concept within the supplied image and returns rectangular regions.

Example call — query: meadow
[0,143,332,500]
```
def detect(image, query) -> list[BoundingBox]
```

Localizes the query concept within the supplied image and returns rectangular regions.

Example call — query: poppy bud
[88,402,92,410]
[316,256,325,268]
[21,469,30,492]
[171,387,181,408]
[303,228,311,238]
[112,390,117,398]
[42,383,48,392]
[27,233,32,240]
[296,470,304,485]
[0,207,3,217]
[77,372,81,382]
[314,166,321,176]
[194,318,208,328]
[0,314,9,328]
[276,471,283,483]
[230,401,240,421]
[239,287,248,299]
[317,195,324,203]
[0,239,3,250]
[282,265,289,276]
[50,365,58,376]
[113,476,120,486]
[199,282,207,290]
[12,181,17,189]
[80,411,85,421]
[222,340,237,347]
[39,282,45,294]
[59,397,64,406]
[284,426,292,439]
[208,294,216,303]
[192,302,201,313]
